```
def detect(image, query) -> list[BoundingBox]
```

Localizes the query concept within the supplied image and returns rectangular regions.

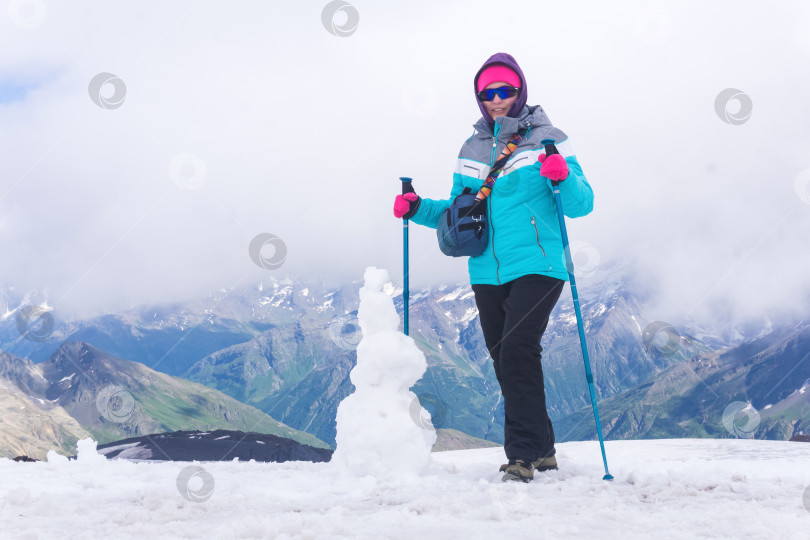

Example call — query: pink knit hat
[476,64,521,92]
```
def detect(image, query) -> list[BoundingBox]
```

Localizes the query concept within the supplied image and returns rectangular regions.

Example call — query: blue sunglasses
[477,85,520,102]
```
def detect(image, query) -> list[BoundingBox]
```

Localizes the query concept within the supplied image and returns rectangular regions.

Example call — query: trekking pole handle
[541,139,561,186]
[541,138,559,155]
[400,177,414,195]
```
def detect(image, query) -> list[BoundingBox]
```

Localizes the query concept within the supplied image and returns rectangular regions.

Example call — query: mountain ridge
[2,265,807,448]
[0,342,329,458]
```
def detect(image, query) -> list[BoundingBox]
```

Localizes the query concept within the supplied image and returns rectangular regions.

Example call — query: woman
[393,52,594,482]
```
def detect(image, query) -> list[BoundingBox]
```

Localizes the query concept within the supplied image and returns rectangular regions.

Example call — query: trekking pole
[399,177,412,336]
[542,139,613,481]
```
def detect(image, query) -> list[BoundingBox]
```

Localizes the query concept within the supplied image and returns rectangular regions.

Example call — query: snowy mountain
[0,342,328,458]
[0,351,91,459]
[2,266,808,448]
[556,321,810,442]
[173,272,699,446]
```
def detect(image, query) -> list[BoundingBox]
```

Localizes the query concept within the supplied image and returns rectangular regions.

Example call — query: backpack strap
[475,127,529,201]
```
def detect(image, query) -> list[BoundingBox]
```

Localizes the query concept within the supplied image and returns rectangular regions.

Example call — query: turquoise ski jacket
[410,105,594,285]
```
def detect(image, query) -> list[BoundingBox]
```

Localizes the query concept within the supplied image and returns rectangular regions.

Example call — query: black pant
[472,274,564,461]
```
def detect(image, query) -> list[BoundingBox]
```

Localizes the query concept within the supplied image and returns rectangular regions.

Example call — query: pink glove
[393,192,420,218]
[538,153,569,181]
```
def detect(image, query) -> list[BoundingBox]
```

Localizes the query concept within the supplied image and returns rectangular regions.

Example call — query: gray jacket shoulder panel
[458,105,569,165]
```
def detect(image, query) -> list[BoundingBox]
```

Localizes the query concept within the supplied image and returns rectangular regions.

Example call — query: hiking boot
[499,459,534,482]
[532,455,558,472]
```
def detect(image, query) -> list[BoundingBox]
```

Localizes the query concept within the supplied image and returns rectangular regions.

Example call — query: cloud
[0,0,809,327]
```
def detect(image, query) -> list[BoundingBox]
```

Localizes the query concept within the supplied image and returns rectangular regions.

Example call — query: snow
[400,289,430,303]
[590,302,607,318]
[316,297,334,312]
[630,314,643,334]
[2,438,809,538]
[460,306,478,324]
[95,442,154,460]
[382,281,399,297]
[257,285,293,308]
[58,374,75,383]
[560,311,578,326]
[438,286,467,303]
[332,267,436,477]
[788,380,810,398]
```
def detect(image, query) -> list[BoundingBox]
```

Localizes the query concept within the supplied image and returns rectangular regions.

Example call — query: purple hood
[473,52,528,130]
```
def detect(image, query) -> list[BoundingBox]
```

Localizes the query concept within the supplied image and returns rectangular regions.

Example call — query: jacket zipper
[490,123,501,284]
[490,196,500,284]
[489,122,500,164]
[531,216,546,256]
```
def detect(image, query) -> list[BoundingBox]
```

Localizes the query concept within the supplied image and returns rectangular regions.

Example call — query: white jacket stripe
[455,140,577,180]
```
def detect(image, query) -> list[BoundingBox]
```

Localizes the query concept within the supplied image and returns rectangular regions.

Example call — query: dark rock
[94,429,333,463]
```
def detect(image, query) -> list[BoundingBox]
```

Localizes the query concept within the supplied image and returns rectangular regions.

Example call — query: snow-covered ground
[0,438,809,539]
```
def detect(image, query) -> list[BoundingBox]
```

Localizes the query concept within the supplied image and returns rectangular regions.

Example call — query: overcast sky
[1,0,809,327]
